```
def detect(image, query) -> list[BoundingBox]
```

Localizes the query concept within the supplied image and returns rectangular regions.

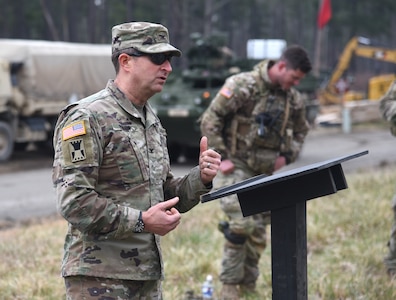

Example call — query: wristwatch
[133,211,145,233]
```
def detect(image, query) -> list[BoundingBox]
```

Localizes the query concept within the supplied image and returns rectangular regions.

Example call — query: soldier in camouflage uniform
[52,22,221,300]
[200,45,312,299]
[379,80,396,277]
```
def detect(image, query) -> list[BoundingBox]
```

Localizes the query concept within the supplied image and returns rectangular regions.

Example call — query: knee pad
[218,221,247,245]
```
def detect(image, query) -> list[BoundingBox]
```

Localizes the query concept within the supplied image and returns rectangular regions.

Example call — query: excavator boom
[319,36,396,105]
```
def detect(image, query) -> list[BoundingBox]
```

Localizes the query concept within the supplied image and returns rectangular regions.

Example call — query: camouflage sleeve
[163,166,211,213]
[200,93,230,157]
[200,75,250,158]
[379,80,396,136]
[52,108,140,239]
[281,89,310,164]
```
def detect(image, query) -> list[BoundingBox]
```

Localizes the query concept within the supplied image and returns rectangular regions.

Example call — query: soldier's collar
[107,80,142,119]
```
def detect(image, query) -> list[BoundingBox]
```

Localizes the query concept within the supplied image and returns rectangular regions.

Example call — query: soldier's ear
[277,60,287,71]
[118,53,131,70]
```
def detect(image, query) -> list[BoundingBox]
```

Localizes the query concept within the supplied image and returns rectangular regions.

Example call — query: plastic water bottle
[202,274,214,299]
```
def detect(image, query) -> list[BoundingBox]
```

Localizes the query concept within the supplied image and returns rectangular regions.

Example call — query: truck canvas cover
[0,39,115,102]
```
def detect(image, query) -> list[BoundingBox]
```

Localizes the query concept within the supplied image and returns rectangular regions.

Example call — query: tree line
[1,0,396,87]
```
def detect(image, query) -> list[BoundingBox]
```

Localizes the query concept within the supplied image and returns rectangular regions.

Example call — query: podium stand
[201,151,368,300]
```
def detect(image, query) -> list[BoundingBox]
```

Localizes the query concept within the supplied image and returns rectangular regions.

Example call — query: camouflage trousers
[214,167,270,285]
[384,193,396,274]
[64,275,162,300]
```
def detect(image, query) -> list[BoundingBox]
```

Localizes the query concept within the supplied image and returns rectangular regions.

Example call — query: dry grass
[1,167,396,299]
[0,216,66,300]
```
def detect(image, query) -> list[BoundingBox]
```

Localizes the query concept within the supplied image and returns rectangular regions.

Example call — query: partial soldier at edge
[379,79,396,277]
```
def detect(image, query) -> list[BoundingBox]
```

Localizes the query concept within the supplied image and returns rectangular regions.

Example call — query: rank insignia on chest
[220,87,233,99]
[68,138,86,162]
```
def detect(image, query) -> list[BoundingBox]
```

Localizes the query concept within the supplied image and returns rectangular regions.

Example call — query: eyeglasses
[129,50,173,65]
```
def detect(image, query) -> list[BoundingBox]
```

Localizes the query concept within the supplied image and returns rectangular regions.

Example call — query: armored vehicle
[150,33,240,162]
[151,35,320,162]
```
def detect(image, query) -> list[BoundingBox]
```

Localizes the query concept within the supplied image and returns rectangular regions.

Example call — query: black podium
[201,150,368,300]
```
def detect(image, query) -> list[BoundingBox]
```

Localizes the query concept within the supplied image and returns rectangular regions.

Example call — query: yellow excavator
[318,36,396,105]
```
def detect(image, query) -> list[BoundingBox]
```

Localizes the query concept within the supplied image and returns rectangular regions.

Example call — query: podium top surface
[201,150,368,203]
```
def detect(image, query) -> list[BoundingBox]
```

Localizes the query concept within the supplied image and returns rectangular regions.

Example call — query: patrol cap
[111,22,181,57]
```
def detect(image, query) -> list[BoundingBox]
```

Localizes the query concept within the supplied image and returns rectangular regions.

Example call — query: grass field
[1,166,396,299]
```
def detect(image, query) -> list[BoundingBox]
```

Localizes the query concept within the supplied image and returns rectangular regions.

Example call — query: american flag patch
[62,121,86,141]
[220,87,233,99]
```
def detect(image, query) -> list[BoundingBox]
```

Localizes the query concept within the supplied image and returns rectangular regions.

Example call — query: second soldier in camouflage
[200,45,312,299]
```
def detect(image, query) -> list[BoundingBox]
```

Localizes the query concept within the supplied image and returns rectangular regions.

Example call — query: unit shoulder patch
[68,138,87,162]
[62,120,86,141]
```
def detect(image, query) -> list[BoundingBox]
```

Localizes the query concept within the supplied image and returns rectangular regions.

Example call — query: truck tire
[0,121,14,162]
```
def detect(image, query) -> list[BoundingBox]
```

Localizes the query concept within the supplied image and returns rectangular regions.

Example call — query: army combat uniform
[200,60,309,288]
[379,80,396,276]
[52,80,211,298]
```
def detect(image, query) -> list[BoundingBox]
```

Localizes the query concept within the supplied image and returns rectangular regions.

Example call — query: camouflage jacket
[52,80,210,281]
[380,80,396,136]
[200,60,309,175]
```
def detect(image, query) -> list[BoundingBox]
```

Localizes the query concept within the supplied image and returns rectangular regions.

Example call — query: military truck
[149,33,241,162]
[0,39,114,161]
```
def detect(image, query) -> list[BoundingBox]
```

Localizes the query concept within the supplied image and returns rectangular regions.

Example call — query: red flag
[317,0,332,29]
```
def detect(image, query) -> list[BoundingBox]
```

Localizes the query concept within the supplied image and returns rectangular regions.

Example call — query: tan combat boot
[220,284,239,300]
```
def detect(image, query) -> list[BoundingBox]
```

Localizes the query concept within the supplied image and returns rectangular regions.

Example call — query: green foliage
[330,0,396,39]
[1,0,395,48]
[0,0,395,79]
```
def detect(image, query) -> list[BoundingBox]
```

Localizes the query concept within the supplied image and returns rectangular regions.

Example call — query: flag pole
[313,0,324,77]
